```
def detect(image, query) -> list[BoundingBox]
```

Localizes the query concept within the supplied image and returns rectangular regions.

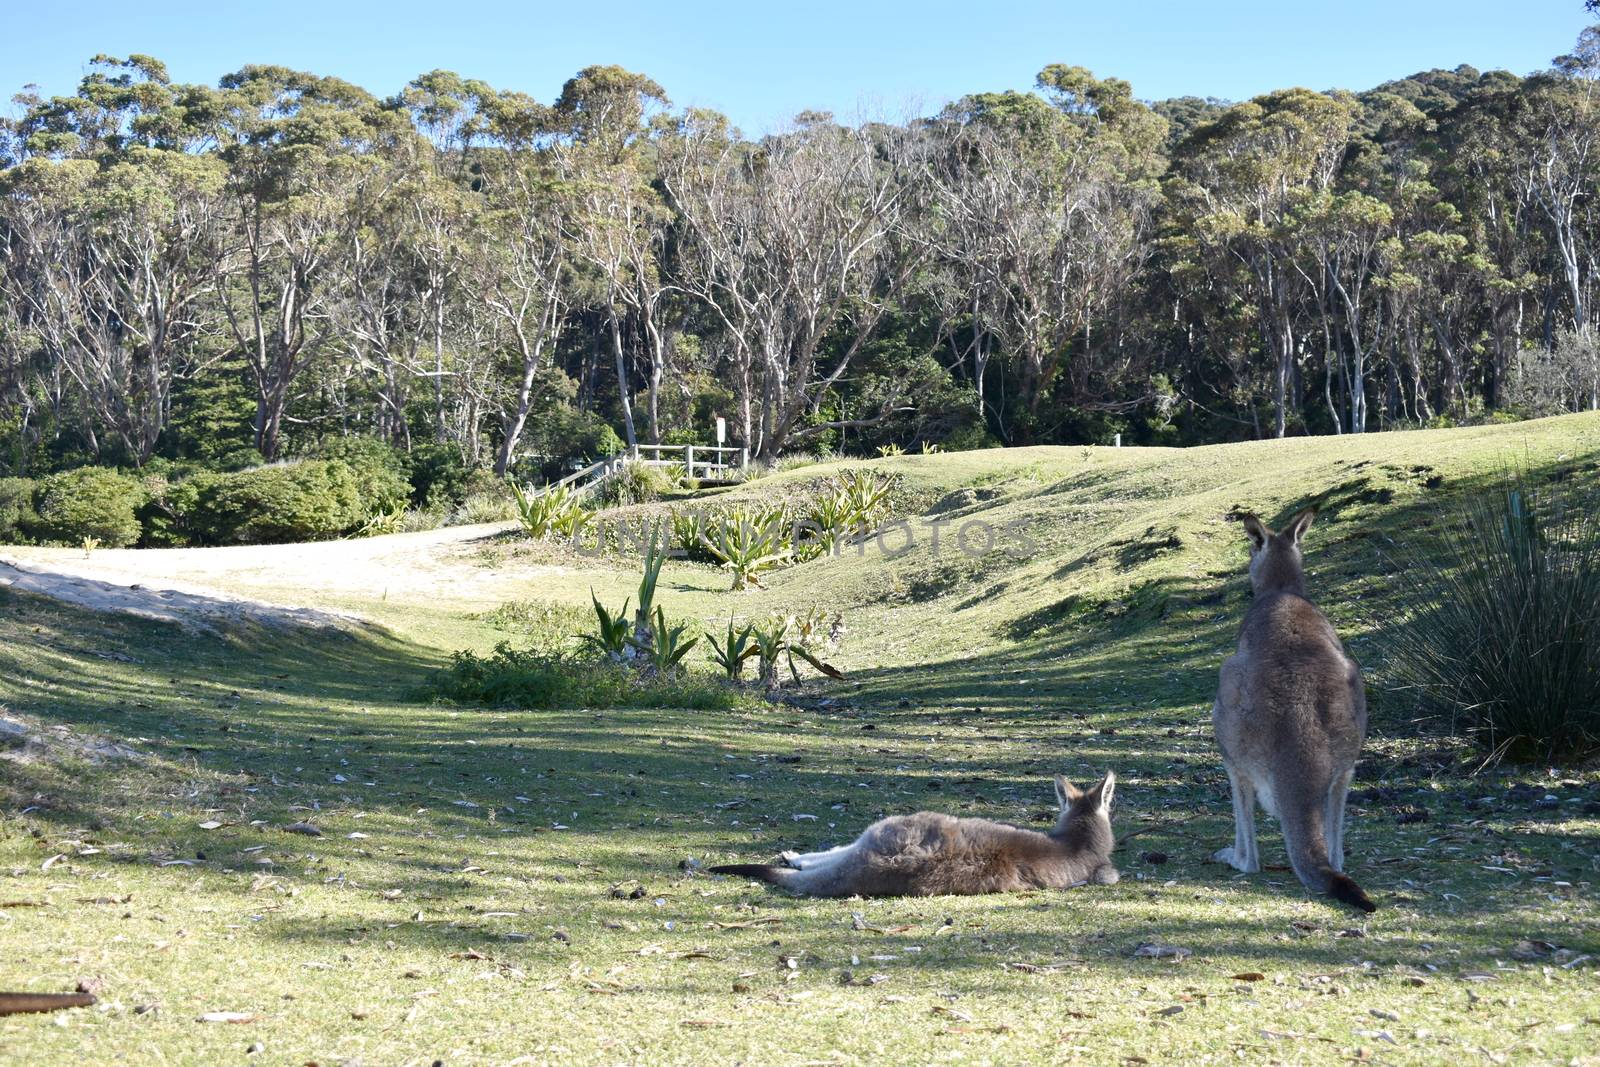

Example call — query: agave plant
[627,605,700,676]
[706,617,758,680]
[701,508,793,590]
[803,489,855,556]
[356,503,407,538]
[669,509,713,561]
[748,612,844,689]
[580,590,632,661]
[836,469,896,534]
[510,483,593,540]
[631,520,671,649]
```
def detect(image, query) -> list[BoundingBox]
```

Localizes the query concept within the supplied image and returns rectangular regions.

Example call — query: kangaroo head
[1240,507,1317,595]
[1052,771,1116,854]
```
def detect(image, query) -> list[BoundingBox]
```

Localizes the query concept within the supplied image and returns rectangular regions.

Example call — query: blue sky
[4,1,1592,134]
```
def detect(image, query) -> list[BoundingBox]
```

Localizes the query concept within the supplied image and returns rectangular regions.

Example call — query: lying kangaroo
[1213,508,1375,912]
[709,773,1118,897]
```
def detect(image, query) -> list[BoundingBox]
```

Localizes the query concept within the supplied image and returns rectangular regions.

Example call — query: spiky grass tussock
[1386,478,1600,761]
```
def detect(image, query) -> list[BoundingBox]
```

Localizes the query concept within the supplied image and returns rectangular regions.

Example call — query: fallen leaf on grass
[282,822,322,837]
[40,854,66,871]
[449,950,491,961]
[196,1011,256,1024]
[708,917,784,929]
[943,1024,1012,1035]
[680,1019,731,1029]
[197,820,223,831]
[1154,1005,1185,1017]
[1231,972,1267,982]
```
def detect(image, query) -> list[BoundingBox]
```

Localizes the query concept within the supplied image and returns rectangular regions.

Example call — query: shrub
[597,459,674,507]
[180,460,366,545]
[29,468,145,548]
[1386,480,1600,760]
[452,489,516,525]
[407,442,470,508]
[309,437,410,514]
[0,477,37,544]
[421,643,746,711]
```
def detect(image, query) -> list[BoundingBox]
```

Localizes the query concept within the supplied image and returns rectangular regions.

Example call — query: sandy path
[0,521,526,630]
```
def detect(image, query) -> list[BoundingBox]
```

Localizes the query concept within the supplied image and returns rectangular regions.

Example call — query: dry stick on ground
[0,992,97,1015]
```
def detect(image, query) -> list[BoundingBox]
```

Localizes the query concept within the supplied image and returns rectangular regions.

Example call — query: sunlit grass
[2,414,1599,1064]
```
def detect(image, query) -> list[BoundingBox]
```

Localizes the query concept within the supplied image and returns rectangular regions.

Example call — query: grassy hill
[2,414,1598,1065]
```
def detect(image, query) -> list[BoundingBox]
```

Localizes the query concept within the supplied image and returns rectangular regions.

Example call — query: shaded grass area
[2,416,1600,1064]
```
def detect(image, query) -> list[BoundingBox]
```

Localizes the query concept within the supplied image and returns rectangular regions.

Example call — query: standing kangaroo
[709,773,1119,897]
[1213,508,1376,913]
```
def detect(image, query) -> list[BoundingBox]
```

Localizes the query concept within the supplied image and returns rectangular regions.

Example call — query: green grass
[3,414,1600,1065]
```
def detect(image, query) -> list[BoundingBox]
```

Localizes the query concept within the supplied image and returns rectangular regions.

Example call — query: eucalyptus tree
[208,66,403,460]
[460,89,577,477]
[1170,88,1359,437]
[393,71,495,446]
[555,66,674,447]
[663,109,924,457]
[0,57,227,463]
[922,69,1164,442]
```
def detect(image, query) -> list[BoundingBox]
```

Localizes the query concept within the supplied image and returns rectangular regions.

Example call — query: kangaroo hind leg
[1325,768,1353,872]
[1213,764,1260,873]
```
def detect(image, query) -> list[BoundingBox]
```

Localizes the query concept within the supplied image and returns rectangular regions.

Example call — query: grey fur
[1213,509,1376,912]
[711,773,1119,897]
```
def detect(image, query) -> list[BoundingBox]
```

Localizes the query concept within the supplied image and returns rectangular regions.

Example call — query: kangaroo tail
[1328,873,1377,913]
[1282,804,1378,914]
[708,863,796,887]
[0,992,97,1016]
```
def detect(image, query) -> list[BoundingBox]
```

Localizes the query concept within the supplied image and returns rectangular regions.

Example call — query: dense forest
[4,28,1600,488]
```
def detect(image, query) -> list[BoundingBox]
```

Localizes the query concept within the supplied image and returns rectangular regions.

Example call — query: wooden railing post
[684,445,695,479]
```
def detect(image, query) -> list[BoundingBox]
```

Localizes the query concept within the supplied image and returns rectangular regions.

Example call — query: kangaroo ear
[1095,771,1116,812]
[1284,507,1318,545]
[1240,513,1270,551]
[1054,774,1081,806]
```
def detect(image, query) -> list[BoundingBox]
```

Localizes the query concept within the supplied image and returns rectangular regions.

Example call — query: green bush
[597,460,674,507]
[308,437,410,514]
[179,460,366,545]
[1387,480,1600,760]
[408,442,470,508]
[29,468,145,547]
[0,477,37,544]
[421,643,747,711]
